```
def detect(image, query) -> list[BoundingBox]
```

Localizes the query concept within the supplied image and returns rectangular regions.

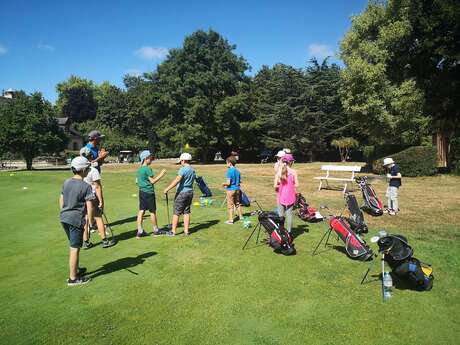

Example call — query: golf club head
[370,236,380,243]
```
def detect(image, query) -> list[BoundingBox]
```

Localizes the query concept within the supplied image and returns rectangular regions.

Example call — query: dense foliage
[0,92,67,169]
[373,146,438,177]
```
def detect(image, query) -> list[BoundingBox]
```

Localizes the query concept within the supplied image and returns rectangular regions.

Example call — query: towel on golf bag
[345,193,368,234]
[330,217,373,261]
[195,176,212,197]
[377,235,434,291]
[258,211,296,256]
[239,191,251,207]
[294,193,323,222]
[356,177,383,216]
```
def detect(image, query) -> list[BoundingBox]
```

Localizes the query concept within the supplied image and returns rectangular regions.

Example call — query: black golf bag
[356,176,384,216]
[258,211,296,256]
[294,193,323,222]
[344,193,368,234]
[195,176,212,197]
[330,217,373,261]
[377,235,434,291]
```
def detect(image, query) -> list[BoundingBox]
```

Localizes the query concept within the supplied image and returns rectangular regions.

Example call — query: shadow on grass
[113,229,138,243]
[189,219,220,234]
[106,215,138,227]
[87,251,157,279]
[291,224,309,238]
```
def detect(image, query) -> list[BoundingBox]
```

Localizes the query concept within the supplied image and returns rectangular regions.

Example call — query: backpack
[258,211,296,256]
[330,217,373,261]
[294,193,323,223]
[239,191,251,207]
[377,235,434,291]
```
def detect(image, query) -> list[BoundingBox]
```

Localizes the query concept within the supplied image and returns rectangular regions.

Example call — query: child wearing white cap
[136,150,166,238]
[274,150,286,173]
[383,157,402,215]
[163,153,196,236]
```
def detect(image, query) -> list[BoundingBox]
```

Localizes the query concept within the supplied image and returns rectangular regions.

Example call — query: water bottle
[199,197,205,207]
[383,271,393,301]
[243,216,252,229]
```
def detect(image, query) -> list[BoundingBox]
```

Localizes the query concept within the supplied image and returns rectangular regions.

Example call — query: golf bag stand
[311,226,334,256]
[360,252,383,284]
[241,221,264,250]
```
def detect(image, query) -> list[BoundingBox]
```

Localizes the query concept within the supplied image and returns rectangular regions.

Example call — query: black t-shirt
[389,165,401,188]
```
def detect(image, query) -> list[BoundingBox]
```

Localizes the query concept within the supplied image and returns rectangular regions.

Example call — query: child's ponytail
[280,162,288,181]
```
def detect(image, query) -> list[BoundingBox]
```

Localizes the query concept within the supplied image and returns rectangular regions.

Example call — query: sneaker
[152,230,168,236]
[388,210,396,216]
[77,267,87,276]
[167,231,176,237]
[67,276,91,286]
[136,231,148,239]
[82,241,93,249]
[224,220,234,225]
[184,232,190,236]
[102,238,112,248]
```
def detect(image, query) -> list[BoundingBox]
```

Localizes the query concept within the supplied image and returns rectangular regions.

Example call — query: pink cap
[282,154,295,162]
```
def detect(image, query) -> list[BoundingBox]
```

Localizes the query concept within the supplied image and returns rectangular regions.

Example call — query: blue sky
[0,0,368,103]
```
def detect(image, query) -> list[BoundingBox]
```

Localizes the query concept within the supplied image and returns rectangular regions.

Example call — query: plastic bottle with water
[383,271,393,301]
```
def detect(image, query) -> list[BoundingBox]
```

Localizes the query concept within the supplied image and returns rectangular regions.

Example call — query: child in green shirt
[136,150,166,238]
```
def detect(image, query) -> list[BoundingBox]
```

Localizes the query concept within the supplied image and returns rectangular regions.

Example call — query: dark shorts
[61,222,84,248]
[174,191,193,215]
[139,191,156,212]
[91,198,103,217]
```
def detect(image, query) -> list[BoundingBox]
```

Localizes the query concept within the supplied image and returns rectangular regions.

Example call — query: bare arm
[222,178,231,187]
[86,200,94,225]
[148,169,166,185]
[164,175,182,194]
[59,194,64,209]
[387,173,402,179]
[273,172,280,189]
[94,181,103,209]
[293,170,299,188]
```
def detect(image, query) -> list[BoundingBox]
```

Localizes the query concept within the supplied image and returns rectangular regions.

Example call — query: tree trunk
[201,148,208,164]
[25,156,33,170]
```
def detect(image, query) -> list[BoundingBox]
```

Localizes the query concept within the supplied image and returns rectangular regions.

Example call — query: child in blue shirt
[163,153,196,236]
[222,156,243,224]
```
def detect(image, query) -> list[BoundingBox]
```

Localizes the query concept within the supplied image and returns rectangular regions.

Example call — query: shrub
[373,146,438,176]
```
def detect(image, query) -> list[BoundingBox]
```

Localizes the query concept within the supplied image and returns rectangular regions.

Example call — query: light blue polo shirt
[85,142,99,161]
[225,166,241,191]
[177,165,196,194]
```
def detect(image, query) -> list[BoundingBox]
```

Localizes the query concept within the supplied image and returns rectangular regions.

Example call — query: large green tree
[56,75,97,122]
[340,1,430,145]
[152,29,250,161]
[0,92,67,169]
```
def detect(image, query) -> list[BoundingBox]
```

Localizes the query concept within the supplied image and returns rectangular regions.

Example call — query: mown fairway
[0,162,459,345]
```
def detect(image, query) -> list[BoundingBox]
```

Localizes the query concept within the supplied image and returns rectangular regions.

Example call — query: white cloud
[125,69,142,77]
[307,44,334,60]
[0,44,7,55]
[134,46,169,60]
[38,44,55,51]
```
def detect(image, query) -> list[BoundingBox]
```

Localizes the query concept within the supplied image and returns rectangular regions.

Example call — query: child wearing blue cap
[136,150,166,238]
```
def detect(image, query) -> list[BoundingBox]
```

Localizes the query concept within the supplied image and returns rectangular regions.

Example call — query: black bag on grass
[258,211,296,256]
[345,193,368,234]
[377,235,434,291]
[239,191,251,207]
[356,176,384,216]
[294,193,323,223]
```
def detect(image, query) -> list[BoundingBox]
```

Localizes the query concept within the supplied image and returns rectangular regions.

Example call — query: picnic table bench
[314,165,361,194]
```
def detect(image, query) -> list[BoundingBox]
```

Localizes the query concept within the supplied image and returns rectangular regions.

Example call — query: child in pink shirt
[273,154,298,233]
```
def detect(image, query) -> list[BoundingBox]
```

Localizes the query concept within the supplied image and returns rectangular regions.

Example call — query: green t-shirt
[137,165,155,193]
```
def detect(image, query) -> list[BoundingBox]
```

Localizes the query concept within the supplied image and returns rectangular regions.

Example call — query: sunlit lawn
[0,162,459,345]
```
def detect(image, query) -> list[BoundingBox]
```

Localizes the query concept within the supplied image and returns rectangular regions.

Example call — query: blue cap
[139,150,152,163]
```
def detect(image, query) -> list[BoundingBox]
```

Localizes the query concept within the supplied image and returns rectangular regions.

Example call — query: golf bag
[258,211,296,256]
[356,177,384,216]
[195,176,212,197]
[330,217,373,261]
[344,193,368,234]
[377,235,434,291]
[239,191,251,207]
[294,193,323,223]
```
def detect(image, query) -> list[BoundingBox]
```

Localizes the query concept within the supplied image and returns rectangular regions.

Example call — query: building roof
[56,117,70,126]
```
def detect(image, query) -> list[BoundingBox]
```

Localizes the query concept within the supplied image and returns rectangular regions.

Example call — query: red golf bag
[329,217,373,261]
[356,177,384,216]
[294,193,323,223]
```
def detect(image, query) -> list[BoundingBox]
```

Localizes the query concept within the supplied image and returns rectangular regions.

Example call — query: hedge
[373,146,438,177]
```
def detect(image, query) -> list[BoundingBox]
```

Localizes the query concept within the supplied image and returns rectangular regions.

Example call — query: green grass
[0,163,459,345]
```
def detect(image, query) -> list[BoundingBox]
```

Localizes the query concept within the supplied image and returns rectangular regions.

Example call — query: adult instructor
[85,130,109,172]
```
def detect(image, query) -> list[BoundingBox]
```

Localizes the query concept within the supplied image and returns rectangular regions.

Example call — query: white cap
[178,152,192,162]
[275,150,286,158]
[71,156,91,171]
[283,148,291,154]
[383,157,395,166]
